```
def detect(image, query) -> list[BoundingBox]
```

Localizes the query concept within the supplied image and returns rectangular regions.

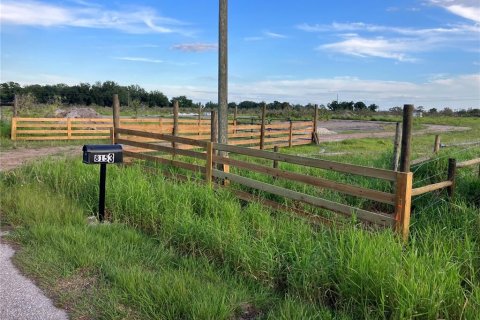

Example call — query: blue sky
[1,0,479,109]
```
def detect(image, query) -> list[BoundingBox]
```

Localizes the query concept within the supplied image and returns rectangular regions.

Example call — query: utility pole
[218,0,228,148]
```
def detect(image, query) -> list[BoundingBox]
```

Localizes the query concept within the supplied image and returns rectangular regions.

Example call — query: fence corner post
[447,158,457,200]
[395,171,413,242]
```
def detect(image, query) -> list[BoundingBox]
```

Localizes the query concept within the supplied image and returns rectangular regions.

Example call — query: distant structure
[413,110,424,118]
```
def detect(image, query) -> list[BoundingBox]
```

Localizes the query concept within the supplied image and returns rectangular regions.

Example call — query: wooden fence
[115,127,413,240]
[411,157,480,198]
[10,116,314,149]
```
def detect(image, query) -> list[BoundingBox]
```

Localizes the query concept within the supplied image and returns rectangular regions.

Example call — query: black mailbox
[82,144,123,222]
[83,144,123,164]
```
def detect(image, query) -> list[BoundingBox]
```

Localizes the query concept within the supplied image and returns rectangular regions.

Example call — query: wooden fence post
[110,127,114,144]
[260,103,266,149]
[67,118,72,140]
[394,171,413,241]
[399,104,414,173]
[198,104,202,135]
[13,94,18,117]
[392,122,402,171]
[172,100,179,150]
[313,104,318,144]
[288,120,293,148]
[113,94,120,142]
[273,146,279,169]
[447,158,457,200]
[10,117,17,140]
[233,105,238,134]
[434,135,441,153]
[205,141,213,186]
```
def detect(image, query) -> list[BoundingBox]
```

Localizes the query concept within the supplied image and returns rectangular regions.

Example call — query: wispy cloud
[297,20,479,62]
[244,30,287,41]
[172,43,217,52]
[0,0,191,34]
[263,31,287,39]
[115,57,164,63]
[320,36,417,62]
[430,0,480,23]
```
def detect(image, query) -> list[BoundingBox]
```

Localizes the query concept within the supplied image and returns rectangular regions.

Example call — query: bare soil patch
[0,146,81,172]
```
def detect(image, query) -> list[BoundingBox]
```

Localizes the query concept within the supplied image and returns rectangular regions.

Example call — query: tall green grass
[3,157,479,319]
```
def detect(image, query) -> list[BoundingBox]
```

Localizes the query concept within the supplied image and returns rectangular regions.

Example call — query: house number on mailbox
[94,154,115,163]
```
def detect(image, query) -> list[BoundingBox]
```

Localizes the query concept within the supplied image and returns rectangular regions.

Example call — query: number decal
[93,153,115,163]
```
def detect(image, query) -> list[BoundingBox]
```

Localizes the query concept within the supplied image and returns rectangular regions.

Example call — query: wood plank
[15,117,68,121]
[71,130,111,134]
[116,128,208,147]
[16,130,68,134]
[123,150,205,173]
[228,138,260,146]
[116,138,206,160]
[212,170,395,226]
[214,143,397,181]
[457,158,480,168]
[16,123,67,128]
[411,180,452,196]
[213,155,396,204]
[228,132,262,138]
[70,124,112,129]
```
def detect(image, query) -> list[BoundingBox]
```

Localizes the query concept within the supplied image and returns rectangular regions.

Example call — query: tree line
[0,81,381,111]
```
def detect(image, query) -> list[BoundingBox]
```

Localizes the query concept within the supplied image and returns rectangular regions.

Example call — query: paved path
[0,234,68,320]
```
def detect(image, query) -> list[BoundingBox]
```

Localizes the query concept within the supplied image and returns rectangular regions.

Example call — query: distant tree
[228,102,237,109]
[368,104,379,112]
[148,90,169,107]
[354,101,367,111]
[327,100,340,111]
[205,101,218,110]
[238,101,259,109]
[0,82,22,103]
[441,107,454,116]
[428,108,438,114]
[171,96,193,108]
[389,106,402,114]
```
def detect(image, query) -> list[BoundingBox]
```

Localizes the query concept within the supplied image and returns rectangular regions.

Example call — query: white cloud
[320,36,418,62]
[263,31,287,39]
[244,30,287,41]
[0,0,190,34]
[115,57,164,63]
[172,43,217,52]
[430,0,480,22]
[297,21,479,61]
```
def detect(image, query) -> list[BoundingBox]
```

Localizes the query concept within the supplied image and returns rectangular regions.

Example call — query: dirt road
[0,146,81,172]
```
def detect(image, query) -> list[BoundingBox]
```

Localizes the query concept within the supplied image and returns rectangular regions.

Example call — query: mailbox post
[83,144,123,221]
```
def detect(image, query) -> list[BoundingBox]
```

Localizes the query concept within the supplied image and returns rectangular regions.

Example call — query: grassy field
[1,116,479,319]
